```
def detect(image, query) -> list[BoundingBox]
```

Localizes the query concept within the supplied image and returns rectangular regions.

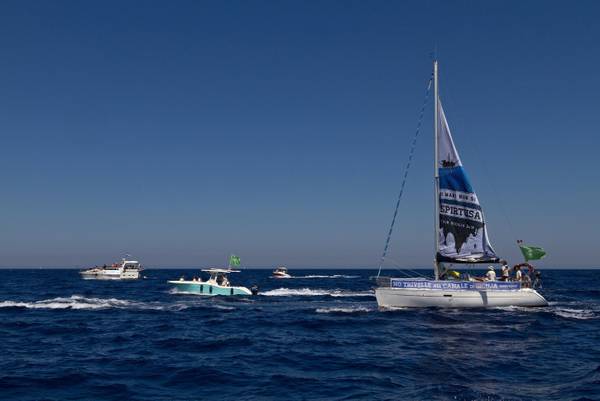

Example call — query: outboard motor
[250,285,259,296]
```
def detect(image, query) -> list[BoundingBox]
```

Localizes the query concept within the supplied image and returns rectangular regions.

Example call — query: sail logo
[439,189,478,204]
[439,203,482,222]
[435,98,498,263]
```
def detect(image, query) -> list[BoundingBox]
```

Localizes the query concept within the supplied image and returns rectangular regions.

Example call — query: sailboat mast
[433,60,440,280]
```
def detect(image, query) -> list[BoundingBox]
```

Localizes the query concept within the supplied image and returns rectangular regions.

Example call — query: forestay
[436,99,499,264]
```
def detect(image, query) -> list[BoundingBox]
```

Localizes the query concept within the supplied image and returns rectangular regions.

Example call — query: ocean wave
[0,295,186,311]
[315,306,373,314]
[552,307,597,320]
[261,287,374,297]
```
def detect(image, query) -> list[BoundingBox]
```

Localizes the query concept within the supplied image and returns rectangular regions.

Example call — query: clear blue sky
[0,1,598,268]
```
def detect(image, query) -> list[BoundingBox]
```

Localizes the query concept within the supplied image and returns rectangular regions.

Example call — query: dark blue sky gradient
[0,1,598,267]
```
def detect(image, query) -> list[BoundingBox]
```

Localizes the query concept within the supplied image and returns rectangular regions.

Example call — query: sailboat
[375,61,548,308]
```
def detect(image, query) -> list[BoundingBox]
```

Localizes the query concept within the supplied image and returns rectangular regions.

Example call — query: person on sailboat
[499,260,510,281]
[533,270,542,288]
[513,265,523,282]
[500,265,509,281]
[440,266,461,280]
[485,266,496,281]
[522,272,532,288]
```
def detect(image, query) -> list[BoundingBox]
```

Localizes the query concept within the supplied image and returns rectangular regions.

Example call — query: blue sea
[0,269,598,401]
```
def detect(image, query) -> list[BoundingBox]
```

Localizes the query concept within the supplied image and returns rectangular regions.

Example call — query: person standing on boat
[513,265,523,282]
[500,260,510,281]
[485,266,496,281]
[522,272,532,288]
[533,270,542,288]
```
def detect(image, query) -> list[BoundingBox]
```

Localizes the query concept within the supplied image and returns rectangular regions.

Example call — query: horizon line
[0,266,597,270]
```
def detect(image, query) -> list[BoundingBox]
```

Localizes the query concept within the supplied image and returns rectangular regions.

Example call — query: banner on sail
[436,99,499,264]
[390,279,521,291]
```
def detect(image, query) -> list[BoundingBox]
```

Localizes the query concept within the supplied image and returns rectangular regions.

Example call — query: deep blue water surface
[0,269,599,400]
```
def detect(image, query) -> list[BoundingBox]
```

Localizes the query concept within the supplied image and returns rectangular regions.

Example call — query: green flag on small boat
[518,244,546,261]
[229,254,241,268]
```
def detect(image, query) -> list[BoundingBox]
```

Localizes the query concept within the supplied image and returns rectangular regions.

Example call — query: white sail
[374,61,547,309]
[436,99,498,263]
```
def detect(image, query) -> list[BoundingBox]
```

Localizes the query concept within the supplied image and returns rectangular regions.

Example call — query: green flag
[229,254,241,268]
[519,245,546,261]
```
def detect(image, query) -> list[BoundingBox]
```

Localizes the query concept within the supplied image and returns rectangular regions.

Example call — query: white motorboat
[271,266,291,278]
[80,257,143,280]
[374,61,547,308]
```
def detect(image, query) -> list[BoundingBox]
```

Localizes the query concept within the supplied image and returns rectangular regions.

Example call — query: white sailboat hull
[375,287,547,308]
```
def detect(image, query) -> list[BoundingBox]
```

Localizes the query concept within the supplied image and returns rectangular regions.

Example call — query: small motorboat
[80,257,142,280]
[271,266,291,279]
[168,269,257,296]
[168,255,257,296]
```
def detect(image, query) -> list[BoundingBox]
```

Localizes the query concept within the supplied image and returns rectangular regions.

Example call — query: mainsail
[436,99,499,263]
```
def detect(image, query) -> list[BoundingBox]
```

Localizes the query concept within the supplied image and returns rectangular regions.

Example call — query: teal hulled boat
[169,269,255,296]
[168,255,257,296]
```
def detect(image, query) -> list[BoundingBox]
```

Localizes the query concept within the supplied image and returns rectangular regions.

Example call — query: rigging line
[377,73,433,278]
[386,261,429,279]
[383,256,429,278]
[473,137,519,245]
[442,84,518,246]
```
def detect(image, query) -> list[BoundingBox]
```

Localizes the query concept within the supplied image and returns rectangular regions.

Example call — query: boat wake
[494,301,599,320]
[315,306,374,314]
[0,295,188,311]
[290,275,360,279]
[261,287,374,298]
[550,301,600,320]
[552,307,597,320]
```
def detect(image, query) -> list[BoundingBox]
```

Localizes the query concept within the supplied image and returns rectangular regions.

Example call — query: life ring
[513,263,534,272]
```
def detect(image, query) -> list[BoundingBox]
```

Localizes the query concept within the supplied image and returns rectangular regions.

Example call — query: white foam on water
[0,295,186,311]
[330,290,374,297]
[492,305,541,313]
[552,307,597,320]
[379,305,408,311]
[315,306,373,314]
[212,305,236,311]
[494,302,598,320]
[261,287,374,297]
[293,275,360,279]
[262,288,329,296]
